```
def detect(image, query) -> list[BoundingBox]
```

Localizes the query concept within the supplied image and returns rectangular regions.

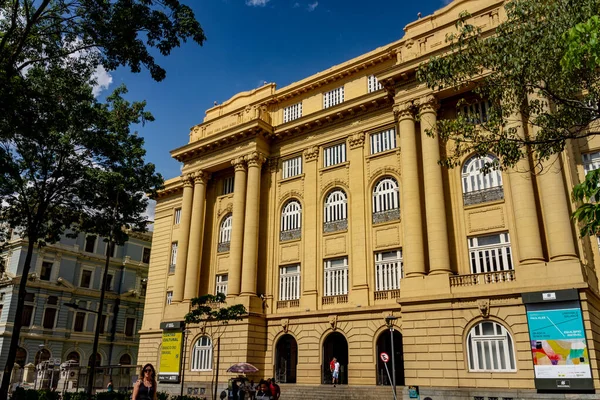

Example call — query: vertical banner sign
[523,289,594,392]
[159,321,184,383]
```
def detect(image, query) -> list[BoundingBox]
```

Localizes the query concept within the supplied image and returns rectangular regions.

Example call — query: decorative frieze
[348,132,365,149]
[303,146,319,163]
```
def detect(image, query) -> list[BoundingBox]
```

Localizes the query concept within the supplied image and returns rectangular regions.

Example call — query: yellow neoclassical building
[139,0,600,398]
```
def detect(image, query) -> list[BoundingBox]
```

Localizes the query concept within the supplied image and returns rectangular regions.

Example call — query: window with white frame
[323,86,344,109]
[282,156,302,179]
[84,235,96,253]
[468,233,513,274]
[324,190,348,233]
[281,200,302,240]
[372,177,400,224]
[191,336,213,371]
[169,242,178,274]
[166,291,173,305]
[461,100,492,124]
[323,143,346,167]
[279,265,300,301]
[218,215,232,252]
[283,102,303,123]
[125,317,136,337]
[583,151,600,175]
[142,247,151,264]
[368,75,383,93]
[73,300,88,332]
[41,296,59,330]
[174,208,182,225]
[40,261,53,281]
[80,268,93,288]
[462,154,504,206]
[374,250,402,292]
[22,293,35,327]
[324,257,348,297]
[467,321,516,372]
[105,242,117,258]
[370,128,396,154]
[216,274,228,296]
[222,176,234,195]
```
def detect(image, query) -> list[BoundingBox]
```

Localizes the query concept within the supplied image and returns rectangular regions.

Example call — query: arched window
[218,214,232,253]
[467,321,516,372]
[89,353,101,368]
[119,354,131,365]
[281,200,302,241]
[462,154,504,206]
[16,347,27,367]
[324,190,348,233]
[35,349,51,365]
[372,177,400,224]
[66,351,80,364]
[191,336,212,371]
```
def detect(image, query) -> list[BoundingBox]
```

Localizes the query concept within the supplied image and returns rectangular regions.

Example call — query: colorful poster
[527,308,591,379]
[159,330,182,382]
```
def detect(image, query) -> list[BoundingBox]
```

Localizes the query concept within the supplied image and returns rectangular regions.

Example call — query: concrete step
[277,384,398,400]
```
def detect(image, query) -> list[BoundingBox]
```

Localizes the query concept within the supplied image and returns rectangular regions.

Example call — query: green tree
[0,58,162,397]
[185,294,247,400]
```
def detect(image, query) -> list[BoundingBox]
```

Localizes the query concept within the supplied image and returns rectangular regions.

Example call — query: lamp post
[385,315,398,399]
[181,329,191,397]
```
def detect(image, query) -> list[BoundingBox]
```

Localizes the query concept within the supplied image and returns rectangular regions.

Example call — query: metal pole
[213,338,220,400]
[390,326,397,399]
[181,329,188,397]
[383,363,397,400]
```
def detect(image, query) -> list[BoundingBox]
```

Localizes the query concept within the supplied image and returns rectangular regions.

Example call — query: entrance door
[322,332,348,385]
[275,334,297,383]
[375,330,404,386]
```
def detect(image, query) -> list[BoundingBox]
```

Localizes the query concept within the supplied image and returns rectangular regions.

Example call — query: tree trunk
[0,235,37,399]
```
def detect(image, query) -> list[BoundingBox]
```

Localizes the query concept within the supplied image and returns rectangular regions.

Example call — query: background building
[138,0,600,398]
[0,229,151,391]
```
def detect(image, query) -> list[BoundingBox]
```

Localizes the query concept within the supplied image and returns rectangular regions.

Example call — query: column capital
[192,170,210,185]
[182,174,194,188]
[303,146,319,163]
[348,132,365,149]
[417,95,439,114]
[245,151,267,168]
[231,156,246,171]
[393,101,415,121]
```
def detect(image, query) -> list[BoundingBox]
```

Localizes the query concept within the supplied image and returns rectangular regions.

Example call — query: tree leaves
[185,293,247,325]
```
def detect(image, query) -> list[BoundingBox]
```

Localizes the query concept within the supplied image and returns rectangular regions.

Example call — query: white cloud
[293,2,300,7]
[246,0,270,6]
[92,65,113,97]
[307,1,318,11]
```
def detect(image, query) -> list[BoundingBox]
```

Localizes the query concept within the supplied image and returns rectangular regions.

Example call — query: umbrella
[226,362,259,374]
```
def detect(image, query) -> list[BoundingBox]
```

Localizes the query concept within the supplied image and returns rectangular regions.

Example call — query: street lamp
[385,315,398,400]
[180,329,192,397]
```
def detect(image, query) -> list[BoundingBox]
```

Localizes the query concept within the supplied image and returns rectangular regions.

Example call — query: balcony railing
[372,208,400,224]
[217,242,230,253]
[323,219,348,233]
[449,269,516,287]
[322,294,348,305]
[374,289,400,300]
[463,186,504,206]
[280,229,301,242]
[277,299,300,309]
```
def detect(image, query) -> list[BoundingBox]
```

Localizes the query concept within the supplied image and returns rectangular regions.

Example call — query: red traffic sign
[380,352,390,363]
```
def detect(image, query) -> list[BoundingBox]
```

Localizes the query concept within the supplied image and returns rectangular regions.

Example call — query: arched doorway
[35,349,51,366]
[322,332,348,385]
[66,351,80,364]
[375,330,404,386]
[275,334,297,383]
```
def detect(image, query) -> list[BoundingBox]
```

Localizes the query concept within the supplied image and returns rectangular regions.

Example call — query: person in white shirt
[332,358,340,387]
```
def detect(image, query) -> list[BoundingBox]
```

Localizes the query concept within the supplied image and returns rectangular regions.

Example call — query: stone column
[396,101,426,277]
[184,171,210,300]
[228,157,247,297]
[302,146,319,309]
[241,151,266,296]
[173,175,194,302]
[506,111,545,264]
[418,96,451,275]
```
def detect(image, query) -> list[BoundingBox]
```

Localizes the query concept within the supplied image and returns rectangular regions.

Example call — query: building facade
[0,230,151,391]
[139,0,600,398]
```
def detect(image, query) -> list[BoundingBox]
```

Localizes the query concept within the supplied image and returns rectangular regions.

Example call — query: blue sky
[105,0,454,180]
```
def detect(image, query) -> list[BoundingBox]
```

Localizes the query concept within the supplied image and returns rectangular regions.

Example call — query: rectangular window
[106,242,117,258]
[323,86,344,109]
[323,143,347,168]
[40,261,53,281]
[283,102,303,123]
[0,304,3,319]
[279,265,300,301]
[324,257,349,297]
[166,291,173,305]
[80,269,93,288]
[368,75,383,93]
[461,100,492,124]
[282,156,302,179]
[583,151,600,175]
[468,233,513,274]
[22,304,34,327]
[74,311,86,332]
[42,307,57,329]
[216,275,228,296]
[84,235,96,253]
[142,247,151,264]
[99,314,108,334]
[106,274,113,291]
[125,318,136,337]
[169,242,178,274]
[222,176,234,195]
[174,208,182,225]
[374,250,403,292]
[370,128,397,154]
[140,279,147,297]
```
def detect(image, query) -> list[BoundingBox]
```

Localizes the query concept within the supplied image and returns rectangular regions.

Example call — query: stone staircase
[278,384,398,400]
